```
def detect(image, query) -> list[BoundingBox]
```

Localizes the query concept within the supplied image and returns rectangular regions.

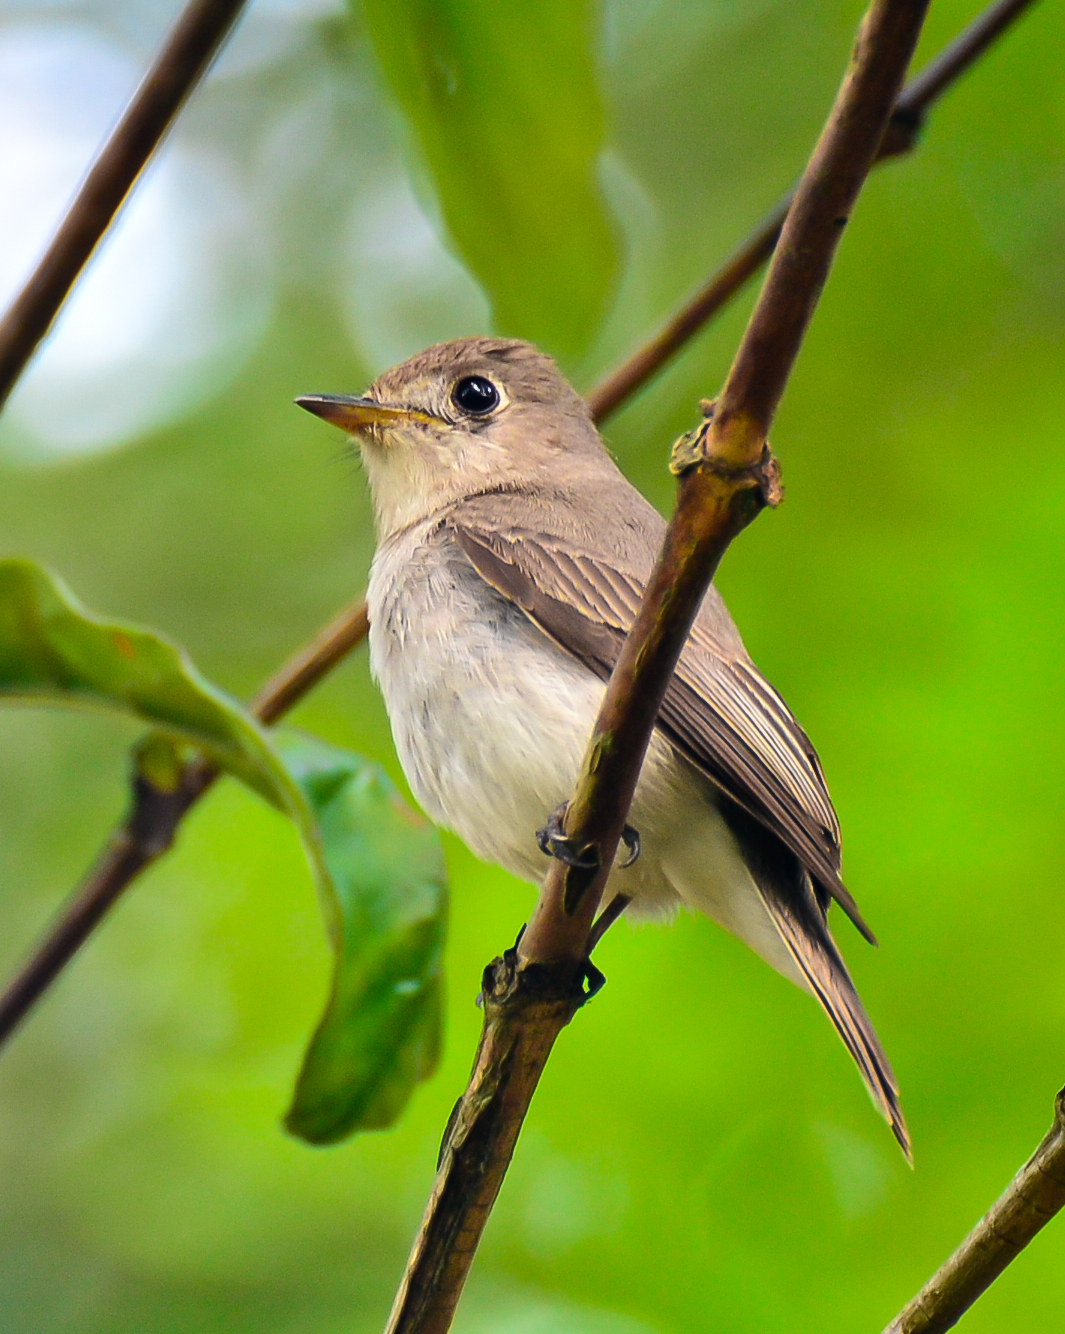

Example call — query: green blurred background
[1,0,1063,1329]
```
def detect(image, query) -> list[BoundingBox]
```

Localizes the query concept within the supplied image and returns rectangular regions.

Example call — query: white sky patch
[340,174,491,376]
[0,23,270,462]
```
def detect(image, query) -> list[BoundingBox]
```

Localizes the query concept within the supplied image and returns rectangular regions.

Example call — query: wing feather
[448,519,875,943]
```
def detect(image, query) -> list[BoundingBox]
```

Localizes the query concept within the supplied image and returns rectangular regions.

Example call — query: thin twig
[382,6,929,1332]
[892,0,1037,116]
[0,598,368,1046]
[587,893,630,950]
[0,779,196,1044]
[249,598,370,725]
[584,0,1040,423]
[0,0,249,410]
[883,1087,1065,1334]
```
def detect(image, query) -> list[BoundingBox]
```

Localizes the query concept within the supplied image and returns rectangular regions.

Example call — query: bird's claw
[537,808,641,871]
[618,824,641,868]
[536,806,598,869]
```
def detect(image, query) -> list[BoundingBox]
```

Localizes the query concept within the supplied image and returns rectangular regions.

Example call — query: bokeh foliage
[360,0,617,355]
[0,560,448,1145]
[1,0,1064,1332]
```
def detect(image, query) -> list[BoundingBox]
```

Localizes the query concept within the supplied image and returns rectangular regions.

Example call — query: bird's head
[297,337,602,538]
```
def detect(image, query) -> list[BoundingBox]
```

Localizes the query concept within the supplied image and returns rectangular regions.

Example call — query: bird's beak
[295,394,437,434]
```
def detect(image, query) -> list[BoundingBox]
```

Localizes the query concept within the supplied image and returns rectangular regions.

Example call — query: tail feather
[762,879,910,1160]
[715,796,909,1157]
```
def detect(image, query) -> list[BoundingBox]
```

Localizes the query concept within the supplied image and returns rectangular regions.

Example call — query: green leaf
[360,0,618,357]
[0,558,289,809]
[0,560,448,1141]
[278,733,447,1143]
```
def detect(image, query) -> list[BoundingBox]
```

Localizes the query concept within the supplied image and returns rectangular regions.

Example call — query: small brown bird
[297,336,908,1156]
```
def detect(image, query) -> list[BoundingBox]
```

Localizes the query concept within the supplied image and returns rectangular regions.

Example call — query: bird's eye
[451,375,500,416]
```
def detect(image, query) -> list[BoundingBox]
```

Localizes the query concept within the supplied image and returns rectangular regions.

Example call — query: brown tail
[762,873,910,1160]
[716,801,909,1157]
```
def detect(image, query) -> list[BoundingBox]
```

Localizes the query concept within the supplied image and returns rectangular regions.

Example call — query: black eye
[451,375,500,416]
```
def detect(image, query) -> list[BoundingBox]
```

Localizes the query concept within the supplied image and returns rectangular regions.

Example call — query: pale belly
[369,531,613,882]
[366,526,805,982]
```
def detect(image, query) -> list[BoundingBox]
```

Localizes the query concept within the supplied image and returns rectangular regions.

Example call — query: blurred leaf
[0,558,290,808]
[0,560,447,1141]
[279,733,447,1144]
[360,0,618,356]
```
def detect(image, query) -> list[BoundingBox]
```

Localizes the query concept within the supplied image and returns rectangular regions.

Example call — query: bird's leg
[587,894,631,950]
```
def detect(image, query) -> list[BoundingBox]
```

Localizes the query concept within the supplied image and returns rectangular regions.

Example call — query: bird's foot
[536,807,641,870]
[536,806,597,869]
[580,958,606,1004]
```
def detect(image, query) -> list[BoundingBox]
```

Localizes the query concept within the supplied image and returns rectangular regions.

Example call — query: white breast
[367,524,606,885]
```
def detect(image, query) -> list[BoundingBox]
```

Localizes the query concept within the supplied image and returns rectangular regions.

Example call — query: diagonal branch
[382,5,929,1333]
[0,0,250,410]
[0,0,1038,1053]
[585,0,1041,423]
[883,1086,1065,1334]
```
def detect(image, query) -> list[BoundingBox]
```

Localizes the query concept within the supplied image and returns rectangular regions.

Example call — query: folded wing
[446,516,873,942]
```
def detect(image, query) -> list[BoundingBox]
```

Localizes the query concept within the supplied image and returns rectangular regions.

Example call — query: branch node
[670,398,717,476]
[579,958,607,1005]
[670,414,784,512]
[478,945,604,1019]
[480,948,587,1018]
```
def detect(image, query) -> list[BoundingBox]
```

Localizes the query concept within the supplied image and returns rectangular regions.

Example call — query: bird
[296,335,908,1156]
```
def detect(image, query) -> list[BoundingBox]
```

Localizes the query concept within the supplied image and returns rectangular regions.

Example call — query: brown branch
[0,0,250,411]
[0,597,368,1046]
[883,1087,1065,1334]
[382,5,929,1332]
[585,0,1041,423]
[384,959,583,1334]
